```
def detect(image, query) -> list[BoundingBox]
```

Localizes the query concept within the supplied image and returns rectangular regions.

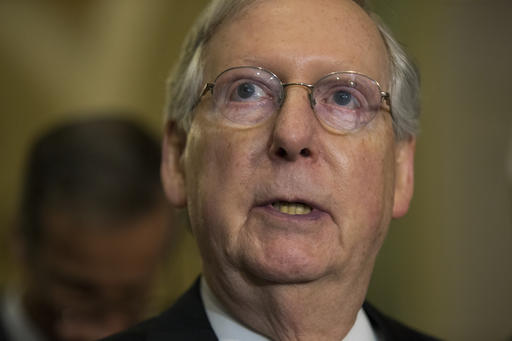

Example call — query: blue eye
[333,91,352,106]
[237,83,256,99]
[229,81,268,102]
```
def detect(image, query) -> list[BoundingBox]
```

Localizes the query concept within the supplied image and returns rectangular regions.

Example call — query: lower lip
[254,204,326,221]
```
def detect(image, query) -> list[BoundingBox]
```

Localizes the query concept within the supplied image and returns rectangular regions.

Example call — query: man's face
[164,0,414,287]
[22,205,169,341]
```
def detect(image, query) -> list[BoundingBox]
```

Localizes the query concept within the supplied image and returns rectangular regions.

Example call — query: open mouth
[271,201,313,215]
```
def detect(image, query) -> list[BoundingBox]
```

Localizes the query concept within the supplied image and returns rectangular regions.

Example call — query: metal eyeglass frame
[199,65,392,119]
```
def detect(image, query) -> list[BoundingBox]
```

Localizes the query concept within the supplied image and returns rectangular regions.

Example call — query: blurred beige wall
[1,1,511,340]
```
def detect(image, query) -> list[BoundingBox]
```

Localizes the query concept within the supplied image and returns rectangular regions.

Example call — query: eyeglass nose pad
[308,93,316,110]
[277,93,285,108]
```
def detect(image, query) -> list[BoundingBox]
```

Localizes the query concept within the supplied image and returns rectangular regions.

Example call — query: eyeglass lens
[210,67,383,132]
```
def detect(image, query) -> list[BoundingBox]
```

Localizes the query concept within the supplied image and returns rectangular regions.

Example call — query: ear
[392,137,416,218]
[161,121,187,208]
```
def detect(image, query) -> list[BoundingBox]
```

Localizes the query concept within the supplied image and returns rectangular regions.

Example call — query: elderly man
[107,0,438,340]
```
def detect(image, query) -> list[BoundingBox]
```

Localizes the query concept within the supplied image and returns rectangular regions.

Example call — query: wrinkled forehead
[204,0,390,86]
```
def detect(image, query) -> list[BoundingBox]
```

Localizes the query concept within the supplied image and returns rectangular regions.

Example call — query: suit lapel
[147,278,218,341]
[363,301,440,341]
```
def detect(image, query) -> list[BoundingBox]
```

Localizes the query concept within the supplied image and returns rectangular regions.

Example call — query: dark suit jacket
[0,319,8,341]
[0,298,10,341]
[102,279,440,341]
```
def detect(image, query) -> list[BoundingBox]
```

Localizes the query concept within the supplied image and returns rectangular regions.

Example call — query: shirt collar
[200,278,377,341]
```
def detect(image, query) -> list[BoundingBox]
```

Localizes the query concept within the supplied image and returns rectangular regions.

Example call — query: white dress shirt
[201,279,378,341]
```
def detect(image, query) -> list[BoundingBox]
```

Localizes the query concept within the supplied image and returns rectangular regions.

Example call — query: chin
[240,249,332,285]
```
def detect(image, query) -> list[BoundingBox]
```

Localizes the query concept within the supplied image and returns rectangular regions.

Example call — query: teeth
[272,202,312,215]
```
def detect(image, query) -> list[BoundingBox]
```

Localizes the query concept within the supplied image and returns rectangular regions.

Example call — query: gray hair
[164,0,420,141]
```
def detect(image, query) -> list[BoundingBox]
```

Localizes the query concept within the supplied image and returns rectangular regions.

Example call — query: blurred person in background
[0,117,173,341]
[104,0,439,340]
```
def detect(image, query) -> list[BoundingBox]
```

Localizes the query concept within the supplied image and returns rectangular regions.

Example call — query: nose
[269,86,317,161]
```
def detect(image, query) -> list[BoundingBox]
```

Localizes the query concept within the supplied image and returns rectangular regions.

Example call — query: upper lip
[251,171,331,215]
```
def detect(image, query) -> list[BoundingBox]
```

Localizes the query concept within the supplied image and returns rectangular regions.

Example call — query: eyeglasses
[199,66,391,133]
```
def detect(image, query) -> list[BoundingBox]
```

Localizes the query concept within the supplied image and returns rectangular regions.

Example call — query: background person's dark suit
[0,320,7,341]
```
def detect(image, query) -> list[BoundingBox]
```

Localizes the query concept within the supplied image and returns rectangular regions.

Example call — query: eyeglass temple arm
[190,83,215,111]
[201,83,215,97]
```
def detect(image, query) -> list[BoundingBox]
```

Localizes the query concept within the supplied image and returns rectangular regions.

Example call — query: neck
[204,270,371,341]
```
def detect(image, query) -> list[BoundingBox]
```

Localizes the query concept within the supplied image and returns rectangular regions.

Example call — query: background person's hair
[164,0,420,141]
[18,116,164,255]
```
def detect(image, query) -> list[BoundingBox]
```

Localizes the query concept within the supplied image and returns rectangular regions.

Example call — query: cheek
[183,121,268,252]
[332,135,396,246]
[355,146,394,214]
